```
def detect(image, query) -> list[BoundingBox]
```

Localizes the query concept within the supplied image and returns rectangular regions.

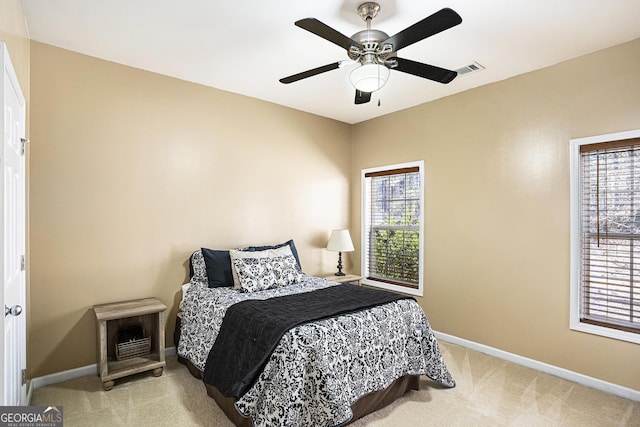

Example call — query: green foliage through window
[370,229,419,283]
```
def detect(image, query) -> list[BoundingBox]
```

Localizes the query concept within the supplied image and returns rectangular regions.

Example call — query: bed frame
[174,315,420,426]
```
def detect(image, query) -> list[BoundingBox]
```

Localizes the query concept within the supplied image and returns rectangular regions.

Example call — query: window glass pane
[389,200,407,225]
[371,200,388,225]
[389,174,406,200]
[407,200,420,226]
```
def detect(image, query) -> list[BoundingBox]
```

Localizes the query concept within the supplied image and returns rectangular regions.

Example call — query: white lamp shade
[349,63,390,92]
[327,229,355,252]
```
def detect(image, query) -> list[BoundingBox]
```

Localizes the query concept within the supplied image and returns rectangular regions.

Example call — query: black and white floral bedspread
[177,275,455,427]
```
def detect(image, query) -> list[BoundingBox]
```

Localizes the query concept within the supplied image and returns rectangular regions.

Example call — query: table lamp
[326,229,354,276]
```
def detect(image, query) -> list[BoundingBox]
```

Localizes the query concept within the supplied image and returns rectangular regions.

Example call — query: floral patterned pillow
[189,250,208,283]
[230,246,304,292]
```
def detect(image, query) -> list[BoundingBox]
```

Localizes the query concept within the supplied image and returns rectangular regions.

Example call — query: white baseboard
[30,346,177,391]
[26,380,33,406]
[31,363,97,390]
[30,338,640,403]
[434,331,640,402]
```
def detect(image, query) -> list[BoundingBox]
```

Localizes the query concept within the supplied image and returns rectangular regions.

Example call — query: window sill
[361,278,423,297]
[570,320,640,345]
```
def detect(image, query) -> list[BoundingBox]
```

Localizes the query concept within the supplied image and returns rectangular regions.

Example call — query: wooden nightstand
[93,297,166,390]
[323,274,362,285]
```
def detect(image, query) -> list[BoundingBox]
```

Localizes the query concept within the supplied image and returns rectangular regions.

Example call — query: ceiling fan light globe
[349,63,389,92]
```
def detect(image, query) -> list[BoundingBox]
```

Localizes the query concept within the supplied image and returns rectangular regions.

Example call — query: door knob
[5,305,22,317]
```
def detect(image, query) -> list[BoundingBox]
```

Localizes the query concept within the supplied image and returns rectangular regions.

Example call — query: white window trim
[570,129,640,345]
[361,160,424,297]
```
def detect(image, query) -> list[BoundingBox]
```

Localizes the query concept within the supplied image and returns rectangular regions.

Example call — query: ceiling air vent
[455,61,485,76]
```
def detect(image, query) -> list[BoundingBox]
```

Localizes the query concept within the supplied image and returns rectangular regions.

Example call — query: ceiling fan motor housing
[349,29,394,66]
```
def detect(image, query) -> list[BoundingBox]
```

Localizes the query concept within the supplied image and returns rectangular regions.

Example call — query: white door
[1,42,27,406]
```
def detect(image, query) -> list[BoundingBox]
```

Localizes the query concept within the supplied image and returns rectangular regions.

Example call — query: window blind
[364,167,420,288]
[580,139,640,334]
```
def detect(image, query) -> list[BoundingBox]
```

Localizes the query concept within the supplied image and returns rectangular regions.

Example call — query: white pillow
[179,283,191,311]
[229,245,303,292]
[181,282,191,297]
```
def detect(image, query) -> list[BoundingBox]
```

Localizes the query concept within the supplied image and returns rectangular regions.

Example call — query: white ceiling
[22,0,640,124]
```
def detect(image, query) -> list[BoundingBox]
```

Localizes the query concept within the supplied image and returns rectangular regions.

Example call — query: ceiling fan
[280,2,462,105]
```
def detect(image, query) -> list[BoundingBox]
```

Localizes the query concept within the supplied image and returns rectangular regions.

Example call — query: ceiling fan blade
[295,18,363,51]
[355,90,371,104]
[381,8,462,52]
[280,62,341,84]
[393,57,457,84]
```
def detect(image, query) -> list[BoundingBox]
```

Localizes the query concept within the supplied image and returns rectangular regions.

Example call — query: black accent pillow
[189,253,195,278]
[243,239,302,270]
[201,248,234,288]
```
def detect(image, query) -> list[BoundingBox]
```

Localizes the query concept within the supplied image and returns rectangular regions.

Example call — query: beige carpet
[32,342,639,426]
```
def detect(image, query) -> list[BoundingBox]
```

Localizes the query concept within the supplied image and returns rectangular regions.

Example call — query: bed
[176,242,455,426]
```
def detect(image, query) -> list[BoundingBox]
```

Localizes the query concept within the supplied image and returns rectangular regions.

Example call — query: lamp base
[335,251,346,276]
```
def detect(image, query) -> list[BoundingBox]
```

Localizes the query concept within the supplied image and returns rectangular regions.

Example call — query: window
[361,161,424,296]
[570,130,640,344]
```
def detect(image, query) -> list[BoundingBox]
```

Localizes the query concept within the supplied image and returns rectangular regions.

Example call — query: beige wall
[29,42,352,377]
[352,38,640,391]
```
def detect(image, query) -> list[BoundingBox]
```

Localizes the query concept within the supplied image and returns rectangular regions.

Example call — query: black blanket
[203,284,413,398]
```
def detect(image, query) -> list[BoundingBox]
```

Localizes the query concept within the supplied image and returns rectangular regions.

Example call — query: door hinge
[20,255,25,271]
[20,138,29,156]
[21,369,26,385]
